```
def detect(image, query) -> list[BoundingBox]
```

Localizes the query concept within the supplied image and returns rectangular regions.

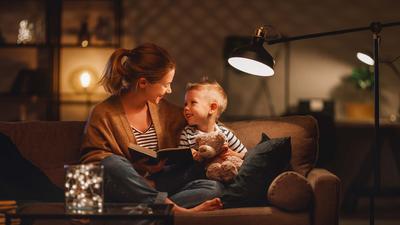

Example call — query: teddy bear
[195,131,243,183]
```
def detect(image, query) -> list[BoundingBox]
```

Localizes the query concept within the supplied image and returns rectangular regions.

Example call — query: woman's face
[144,69,175,104]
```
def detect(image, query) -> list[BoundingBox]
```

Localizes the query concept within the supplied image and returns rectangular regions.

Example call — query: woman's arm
[80,98,131,163]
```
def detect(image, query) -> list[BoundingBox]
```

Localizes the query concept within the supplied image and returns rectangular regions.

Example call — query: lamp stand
[371,24,381,225]
[284,42,291,112]
[228,21,400,225]
[83,87,91,116]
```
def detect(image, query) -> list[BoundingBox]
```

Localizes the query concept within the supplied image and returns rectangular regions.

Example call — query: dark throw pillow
[221,133,291,208]
[0,132,63,201]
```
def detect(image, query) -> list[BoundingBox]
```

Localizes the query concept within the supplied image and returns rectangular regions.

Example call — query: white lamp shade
[228,57,274,76]
[357,52,375,66]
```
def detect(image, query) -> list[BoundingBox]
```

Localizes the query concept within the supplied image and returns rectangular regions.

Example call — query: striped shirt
[179,124,247,154]
[132,123,158,150]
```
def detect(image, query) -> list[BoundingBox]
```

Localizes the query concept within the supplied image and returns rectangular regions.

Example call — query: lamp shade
[228,36,275,76]
[357,52,375,66]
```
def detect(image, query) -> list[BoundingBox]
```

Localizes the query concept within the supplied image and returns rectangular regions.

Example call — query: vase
[64,163,104,213]
[344,102,374,121]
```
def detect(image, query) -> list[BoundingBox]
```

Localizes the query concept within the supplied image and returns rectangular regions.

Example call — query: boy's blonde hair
[186,79,227,118]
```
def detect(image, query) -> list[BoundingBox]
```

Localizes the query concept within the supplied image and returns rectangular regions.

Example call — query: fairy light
[65,164,104,211]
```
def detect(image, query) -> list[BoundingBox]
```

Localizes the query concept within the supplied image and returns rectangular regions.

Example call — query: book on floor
[128,143,193,165]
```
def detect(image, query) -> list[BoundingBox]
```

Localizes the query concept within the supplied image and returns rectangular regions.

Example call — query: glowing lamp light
[357,52,375,66]
[81,40,89,48]
[69,67,98,93]
[79,71,91,88]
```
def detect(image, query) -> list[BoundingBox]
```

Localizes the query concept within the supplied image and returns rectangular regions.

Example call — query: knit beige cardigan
[80,95,186,164]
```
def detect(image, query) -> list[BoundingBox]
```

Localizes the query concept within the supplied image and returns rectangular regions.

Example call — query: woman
[80,43,223,212]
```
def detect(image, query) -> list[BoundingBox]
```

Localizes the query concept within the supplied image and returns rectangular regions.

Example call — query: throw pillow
[267,171,313,211]
[0,132,63,201]
[221,133,291,208]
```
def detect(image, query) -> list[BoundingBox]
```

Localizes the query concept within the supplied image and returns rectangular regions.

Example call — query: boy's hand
[191,148,203,161]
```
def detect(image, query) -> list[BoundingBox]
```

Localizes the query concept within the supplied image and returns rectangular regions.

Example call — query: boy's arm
[178,129,189,148]
[223,128,248,156]
[179,129,202,161]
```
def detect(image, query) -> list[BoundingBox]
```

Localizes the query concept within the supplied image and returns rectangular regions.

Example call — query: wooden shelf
[0,43,48,48]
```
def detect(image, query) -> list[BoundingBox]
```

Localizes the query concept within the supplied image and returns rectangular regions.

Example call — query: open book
[128,143,193,165]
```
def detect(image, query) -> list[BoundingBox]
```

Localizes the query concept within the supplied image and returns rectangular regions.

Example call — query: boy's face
[184,89,213,127]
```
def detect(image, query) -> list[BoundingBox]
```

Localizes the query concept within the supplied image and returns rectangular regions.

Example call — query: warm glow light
[81,40,89,47]
[357,52,374,66]
[80,71,91,88]
[228,57,274,76]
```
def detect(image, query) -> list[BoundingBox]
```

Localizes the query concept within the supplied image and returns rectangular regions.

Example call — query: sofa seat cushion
[267,171,313,211]
[175,206,309,225]
[224,115,318,176]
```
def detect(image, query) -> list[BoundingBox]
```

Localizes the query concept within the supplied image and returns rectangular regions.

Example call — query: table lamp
[227,21,400,225]
[69,67,98,116]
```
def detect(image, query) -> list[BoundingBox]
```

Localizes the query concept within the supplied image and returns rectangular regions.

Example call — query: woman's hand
[133,158,167,175]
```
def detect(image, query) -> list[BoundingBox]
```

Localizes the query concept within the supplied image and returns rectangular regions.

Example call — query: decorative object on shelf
[62,0,120,47]
[94,16,113,43]
[10,69,47,96]
[64,164,104,213]
[78,20,90,47]
[227,21,400,225]
[17,19,34,44]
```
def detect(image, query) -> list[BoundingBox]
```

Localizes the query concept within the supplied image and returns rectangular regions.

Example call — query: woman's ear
[137,77,148,89]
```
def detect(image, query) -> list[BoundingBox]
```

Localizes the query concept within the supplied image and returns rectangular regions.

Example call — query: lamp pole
[228,21,400,225]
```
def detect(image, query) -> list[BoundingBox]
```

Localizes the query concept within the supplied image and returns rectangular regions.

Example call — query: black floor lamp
[227,21,400,225]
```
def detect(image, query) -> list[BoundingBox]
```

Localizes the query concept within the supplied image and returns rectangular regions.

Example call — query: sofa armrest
[307,168,341,225]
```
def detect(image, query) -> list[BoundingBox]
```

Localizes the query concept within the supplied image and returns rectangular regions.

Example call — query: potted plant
[331,67,374,121]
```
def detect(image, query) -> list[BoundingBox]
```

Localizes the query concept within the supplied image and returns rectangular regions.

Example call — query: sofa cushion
[0,132,63,201]
[175,206,310,225]
[221,134,291,208]
[267,171,312,211]
[224,115,318,176]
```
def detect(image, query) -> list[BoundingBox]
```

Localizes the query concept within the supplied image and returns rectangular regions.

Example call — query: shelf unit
[0,0,121,121]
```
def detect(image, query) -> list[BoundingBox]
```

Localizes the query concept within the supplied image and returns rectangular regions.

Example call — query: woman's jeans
[101,154,223,208]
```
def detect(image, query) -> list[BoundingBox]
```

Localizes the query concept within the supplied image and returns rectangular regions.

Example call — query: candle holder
[64,164,104,212]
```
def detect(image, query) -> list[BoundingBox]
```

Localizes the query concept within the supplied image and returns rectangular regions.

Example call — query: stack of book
[0,200,18,225]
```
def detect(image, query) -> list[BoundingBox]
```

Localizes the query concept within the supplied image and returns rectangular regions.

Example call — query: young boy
[179,80,247,160]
